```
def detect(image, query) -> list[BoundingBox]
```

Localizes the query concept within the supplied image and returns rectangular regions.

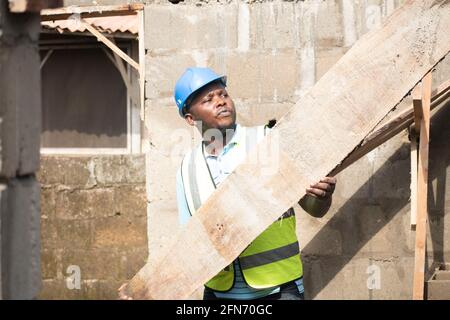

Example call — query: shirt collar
[203,123,242,157]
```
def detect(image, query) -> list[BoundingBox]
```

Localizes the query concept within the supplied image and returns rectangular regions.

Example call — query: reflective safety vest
[180,126,303,292]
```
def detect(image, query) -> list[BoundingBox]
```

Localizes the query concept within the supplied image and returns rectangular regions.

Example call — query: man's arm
[298,177,336,218]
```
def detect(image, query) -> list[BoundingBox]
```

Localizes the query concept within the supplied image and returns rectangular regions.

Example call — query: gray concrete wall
[37,155,148,299]
[0,1,42,299]
[143,0,450,300]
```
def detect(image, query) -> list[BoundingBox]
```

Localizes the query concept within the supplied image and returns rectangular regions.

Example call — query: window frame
[39,43,141,155]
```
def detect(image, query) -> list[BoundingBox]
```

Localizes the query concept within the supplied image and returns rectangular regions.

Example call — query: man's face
[184,82,236,131]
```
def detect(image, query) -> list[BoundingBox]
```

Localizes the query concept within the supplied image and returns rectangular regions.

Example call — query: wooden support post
[138,9,145,122]
[412,72,432,300]
[39,49,53,70]
[80,18,140,72]
[104,37,133,94]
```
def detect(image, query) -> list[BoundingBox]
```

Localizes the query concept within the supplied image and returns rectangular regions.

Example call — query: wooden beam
[120,1,450,299]
[410,129,418,227]
[80,19,140,72]
[102,47,132,93]
[329,78,450,176]
[40,3,143,21]
[412,72,432,300]
[39,49,53,69]
[9,0,62,13]
[138,9,146,125]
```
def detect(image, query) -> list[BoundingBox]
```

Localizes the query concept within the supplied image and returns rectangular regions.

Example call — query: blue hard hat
[174,67,227,117]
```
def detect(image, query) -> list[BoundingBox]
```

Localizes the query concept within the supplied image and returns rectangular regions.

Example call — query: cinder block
[145,99,197,157]
[249,2,297,49]
[37,156,95,187]
[145,52,196,100]
[1,177,41,299]
[38,155,145,187]
[225,52,260,99]
[40,249,58,280]
[55,218,93,250]
[113,185,147,218]
[144,4,237,51]
[0,42,41,178]
[427,263,450,300]
[93,155,145,185]
[314,1,344,48]
[55,188,114,220]
[352,204,410,258]
[61,248,122,281]
[235,100,293,127]
[296,208,343,256]
[225,50,299,101]
[303,256,413,299]
[145,150,180,262]
[92,215,147,249]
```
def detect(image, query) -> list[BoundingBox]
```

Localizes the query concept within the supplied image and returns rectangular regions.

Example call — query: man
[174,67,337,300]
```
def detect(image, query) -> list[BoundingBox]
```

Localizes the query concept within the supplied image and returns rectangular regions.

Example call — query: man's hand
[306,177,337,199]
[299,177,337,218]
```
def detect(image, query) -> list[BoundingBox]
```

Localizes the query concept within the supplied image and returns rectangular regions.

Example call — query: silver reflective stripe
[239,241,300,270]
[188,146,202,211]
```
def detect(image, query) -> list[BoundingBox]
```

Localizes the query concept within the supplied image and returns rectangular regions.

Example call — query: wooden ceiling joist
[40,3,144,21]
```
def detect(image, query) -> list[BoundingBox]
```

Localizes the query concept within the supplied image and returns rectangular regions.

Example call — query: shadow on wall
[300,101,449,299]
[428,103,450,266]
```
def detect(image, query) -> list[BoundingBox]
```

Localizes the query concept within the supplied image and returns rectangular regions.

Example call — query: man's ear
[184,113,196,126]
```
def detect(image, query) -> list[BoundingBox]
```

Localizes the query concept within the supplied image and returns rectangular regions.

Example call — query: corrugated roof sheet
[41,15,138,35]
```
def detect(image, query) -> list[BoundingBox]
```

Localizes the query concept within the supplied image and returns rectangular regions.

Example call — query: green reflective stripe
[188,146,202,211]
[240,241,300,270]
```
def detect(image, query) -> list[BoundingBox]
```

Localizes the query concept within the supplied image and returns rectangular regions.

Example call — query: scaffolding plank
[122,0,450,299]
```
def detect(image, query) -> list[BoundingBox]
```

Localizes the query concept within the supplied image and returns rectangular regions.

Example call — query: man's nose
[214,95,226,107]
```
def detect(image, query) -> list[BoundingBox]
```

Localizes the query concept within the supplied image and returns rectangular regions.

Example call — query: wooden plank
[410,130,418,227]
[329,78,450,176]
[40,3,143,21]
[39,49,53,70]
[121,1,450,299]
[138,10,146,127]
[413,72,432,300]
[9,0,62,12]
[80,19,140,72]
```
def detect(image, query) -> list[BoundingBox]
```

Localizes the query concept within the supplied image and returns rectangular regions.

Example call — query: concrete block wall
[143,0,450,300]
[37,155,148,299]
[0,1,42,300]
